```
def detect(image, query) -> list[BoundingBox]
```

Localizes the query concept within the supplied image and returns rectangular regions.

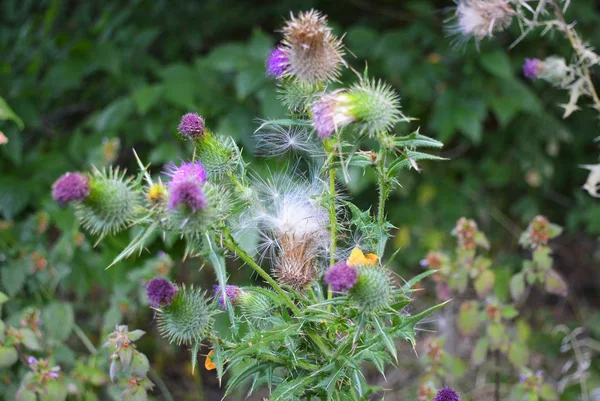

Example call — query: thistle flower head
[163,161,207,187]
[167,181,207,212]
[433,386,460,401]
[146,277,177,307]
[178,113,205,139]
[350,266,392,311]
[155,285,215,346]
[75,167,139,237]
[266,45,289,79]
[311,91,355,138]
[324,262,358,292]
[273,234,319,289]
[523,58,542,79]
[311,80,404,138]
[213,284,243,308]
[451,0,514,44]
[52,172,90,206]
[280,9,345,83]
[239,290,274,329]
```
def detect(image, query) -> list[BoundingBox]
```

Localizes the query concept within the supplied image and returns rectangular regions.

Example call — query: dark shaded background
[1,0,599,399]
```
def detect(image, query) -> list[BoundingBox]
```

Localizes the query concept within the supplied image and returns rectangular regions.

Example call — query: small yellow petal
[205,350,216,371]
[347,247,366,267]
[364,253,379,266]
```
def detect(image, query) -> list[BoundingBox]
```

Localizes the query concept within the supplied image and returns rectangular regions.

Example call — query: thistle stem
[222,230,300,315]
[377,151,388,226]
[325,138,338,302]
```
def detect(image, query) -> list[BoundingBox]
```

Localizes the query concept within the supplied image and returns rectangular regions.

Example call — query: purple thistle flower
[433,387,460,401]
[266,46,289,79]
[146,277,178,307]
[324,262,358,292]
[167,181,207,212]
[163,160,207,187]
[523,58,542,79]
[52,172,90,206]
[178,113,205,139]
[213,285,242,308]
[311,93,355,138]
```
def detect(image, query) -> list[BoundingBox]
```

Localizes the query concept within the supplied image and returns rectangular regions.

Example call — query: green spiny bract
[349,266,393,311]
[238,290,274,329]
[75,167,140,237]
[347,79,404,137]
[155,285,215,346]
[277,79,322,113]
[193,131,239,177]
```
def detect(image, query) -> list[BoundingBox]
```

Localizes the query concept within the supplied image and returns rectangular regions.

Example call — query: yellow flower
[347,247,378,267]
[147,183,167,204]
[205,350,216,371]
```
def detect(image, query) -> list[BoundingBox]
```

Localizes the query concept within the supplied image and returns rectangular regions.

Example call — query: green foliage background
[1,0,599,400]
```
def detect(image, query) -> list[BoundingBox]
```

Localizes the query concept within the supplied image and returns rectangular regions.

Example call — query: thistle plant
[54,9,451,400]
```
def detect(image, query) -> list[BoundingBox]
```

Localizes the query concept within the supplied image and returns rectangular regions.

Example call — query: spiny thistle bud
[213,284,243,309]
[277,79,321,112]
[349,266,392,311]
[239,291,274,329]
[163,161,207,187]
[452,0,514,44]
[280,9,344,83]
[167,181,207,212]
[155,285,215,346]
[433,386,460,401]
[311,79,403,138]
[194,132,238,177]
[178,113,205,139]
[146,277,177,307]
[266,45,289,79]
[52,172,90,206]
[75,168,139,237]
[523,58,542,79]
[324,262,358,292]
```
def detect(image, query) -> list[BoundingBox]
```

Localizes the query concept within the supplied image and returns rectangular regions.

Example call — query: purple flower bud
[27,356,37,365]
[266,46,289,79]
[49,372,59,379]
[433,386,460,401]
[419,258,429,267]
[536,370,543,378]
[52,172,90,206]
[324,262,358,292]
[146,277,178,307]
[167,181,207,212]
[163,161,207,187]
[213,285,242,308]
[311,93,355,138]
[520,374,528,383]
[178,113,205,139]
[523,58,542,79]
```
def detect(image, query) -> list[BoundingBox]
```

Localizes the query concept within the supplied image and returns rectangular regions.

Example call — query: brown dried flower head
[281,10,345,83]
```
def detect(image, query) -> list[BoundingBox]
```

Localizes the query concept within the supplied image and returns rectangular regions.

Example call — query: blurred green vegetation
[1,0,599,400]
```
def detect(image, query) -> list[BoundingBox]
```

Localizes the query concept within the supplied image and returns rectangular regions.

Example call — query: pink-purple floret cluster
[178,113,205,138]
[164,160,208,212]
[523,58,542,79]
[266,46,289,79]
[164,161,207,187]
[324,262,358,292]
[51,172,90,206]
[433,387,460,401]
[146,277,178,307]
[213,284,242,308]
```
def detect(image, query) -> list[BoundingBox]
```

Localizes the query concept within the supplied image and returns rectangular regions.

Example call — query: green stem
[73,323,97,356]
[148,367,175,401]
[305,329,332,357]
[325,139,338,302]
[377,151,388,226]
[222,229,300,315]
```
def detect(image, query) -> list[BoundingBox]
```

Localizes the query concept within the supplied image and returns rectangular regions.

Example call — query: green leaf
[39,380,68,401]
[510,272,526,301]
[20,328,42,351]
[487,323,505,349]
[392,130,443,149]
[236,66,267,100]
[457,301,480,336]
[543,269,568,297]
[42,302,75,343]
[539,384,558,401]
[501,305,519,320]
[474,269,495,298]
[1,259,28,297]
[472,337,488,365]
[92,97,134,132]
[508,341,529,368]
[0,292,8,305]
[373,317,397,362]
[0,96,24,129]
[400,269,438,293]
[270,375,313,401]
[132,85,164,115]
[224,363,264,396]
[0,178,31,219]
[16,388,37,401]
[480,50,513,80]
[130,351,150,377]
[205,232,237,335]
[0,345,18,368]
